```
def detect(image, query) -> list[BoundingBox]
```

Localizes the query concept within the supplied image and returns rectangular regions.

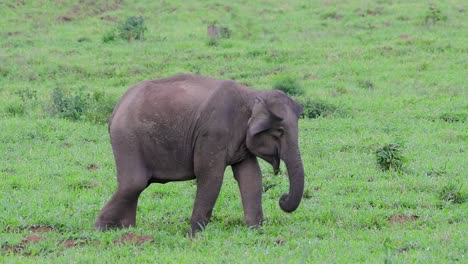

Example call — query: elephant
[94,74,305,235]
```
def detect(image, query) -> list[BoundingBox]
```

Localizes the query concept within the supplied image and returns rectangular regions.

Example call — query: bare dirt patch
[388,214,419,224]
[1,225,56,254]
[2,235,44,254]
[63,239,76,248]
[28,225,56,233]
[114,233,154,246]
[62,239,90,248]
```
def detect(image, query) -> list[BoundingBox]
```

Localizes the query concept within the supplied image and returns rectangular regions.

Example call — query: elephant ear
[248,97,283,136]
[289,98,304,118]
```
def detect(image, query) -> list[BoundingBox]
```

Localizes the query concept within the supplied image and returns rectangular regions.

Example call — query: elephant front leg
[232,156,264,227]
[95,187,143,230]
[190,176,223,236]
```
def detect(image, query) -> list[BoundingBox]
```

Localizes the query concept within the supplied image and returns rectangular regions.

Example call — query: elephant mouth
[272,157,280,175]
[262,154,280,175]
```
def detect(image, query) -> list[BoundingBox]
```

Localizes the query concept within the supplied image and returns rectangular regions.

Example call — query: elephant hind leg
[95,153,150,230]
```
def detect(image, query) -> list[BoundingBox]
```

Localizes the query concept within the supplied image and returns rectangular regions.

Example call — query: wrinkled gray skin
[95,74,305,236]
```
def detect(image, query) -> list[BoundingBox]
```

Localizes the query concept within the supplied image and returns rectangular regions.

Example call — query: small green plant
[375,143,406,171]
[102,31,116,43]
[47,87,115,124]
[439,183,465,204]
[5,101,25,116]
[296,97,339,119]
[16,88,38,104]
[219,26,232,39]
[6,88,39,116]
[118,16,147,41]
[425,5,447,25]
[272,74,304,96]
[49,86,90,121]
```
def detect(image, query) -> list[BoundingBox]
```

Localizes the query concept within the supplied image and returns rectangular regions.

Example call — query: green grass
[0,0,466,263]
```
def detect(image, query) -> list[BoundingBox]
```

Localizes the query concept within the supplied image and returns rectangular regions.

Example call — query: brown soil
[62,239,89,248]
[22,235,44,243]
[63,239,76,248]
[2,225,93,255]
[28,225,56,233]
[388,214,419,224]
[2,235,44,254]
[114,233,154,246]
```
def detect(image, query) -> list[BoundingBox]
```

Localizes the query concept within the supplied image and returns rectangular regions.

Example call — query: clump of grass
[102,31,116,43]
[117,16,147,41]
[47,86,116,124]
[217,26,232,39]
[296,97,339,119]
[439,183,465,204]
[272,74,304,96]
[5,101,25,116]
[16,88,38,104]
[358,80,375,90]
[424,5,447,25]
[375,143,406,171]
[439,112,466,123]
[6,88,39,116]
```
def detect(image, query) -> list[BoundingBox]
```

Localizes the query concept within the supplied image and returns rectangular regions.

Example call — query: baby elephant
[95,74,305,236]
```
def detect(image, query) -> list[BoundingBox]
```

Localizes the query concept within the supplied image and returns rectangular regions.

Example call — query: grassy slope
[0,0,466,263]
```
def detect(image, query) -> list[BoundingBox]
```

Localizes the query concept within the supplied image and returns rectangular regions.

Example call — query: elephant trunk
[279,148,304,213]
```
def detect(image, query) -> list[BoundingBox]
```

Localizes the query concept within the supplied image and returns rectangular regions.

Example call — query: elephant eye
[270,127,284,139]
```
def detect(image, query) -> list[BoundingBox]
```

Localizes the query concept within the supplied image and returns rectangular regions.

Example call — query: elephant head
[246,90,304,213]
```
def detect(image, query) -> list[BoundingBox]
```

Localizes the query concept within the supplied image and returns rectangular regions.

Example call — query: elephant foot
[245,213,263,227]
[94,214,135,231]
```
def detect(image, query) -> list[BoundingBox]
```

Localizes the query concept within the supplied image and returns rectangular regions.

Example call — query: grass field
[0,0,467,263]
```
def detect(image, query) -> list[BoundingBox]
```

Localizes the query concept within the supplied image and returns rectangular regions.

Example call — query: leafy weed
[439,183,465,204]
[375,143,406,171]
[118,16,147,41]
[424,5,447,25]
